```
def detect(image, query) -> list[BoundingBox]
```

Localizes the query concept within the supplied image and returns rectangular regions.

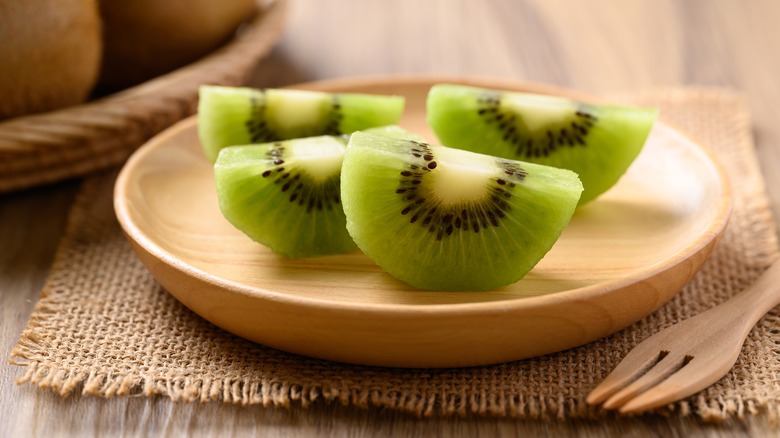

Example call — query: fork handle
[717,261,780,332]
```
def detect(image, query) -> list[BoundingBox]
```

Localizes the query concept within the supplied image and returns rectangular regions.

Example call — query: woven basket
[0,0,288,193]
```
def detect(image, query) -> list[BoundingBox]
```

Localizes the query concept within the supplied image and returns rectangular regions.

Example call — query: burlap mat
[10,88,780,422]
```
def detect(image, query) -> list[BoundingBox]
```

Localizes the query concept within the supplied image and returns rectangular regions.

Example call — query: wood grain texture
[3,0,780,435]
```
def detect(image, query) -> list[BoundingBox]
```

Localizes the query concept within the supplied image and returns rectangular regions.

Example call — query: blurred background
[254,0,776,92]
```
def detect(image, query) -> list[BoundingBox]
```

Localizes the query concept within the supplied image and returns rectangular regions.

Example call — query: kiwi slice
[341,132,583,291]
[199,85,405,162]
[214,135,355,258]
[427,84,657,205]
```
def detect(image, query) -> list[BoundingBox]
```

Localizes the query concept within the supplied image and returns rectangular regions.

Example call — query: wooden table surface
[2,0,779,436]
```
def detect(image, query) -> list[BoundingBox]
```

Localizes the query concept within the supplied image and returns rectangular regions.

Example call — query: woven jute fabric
[10,88,780,422]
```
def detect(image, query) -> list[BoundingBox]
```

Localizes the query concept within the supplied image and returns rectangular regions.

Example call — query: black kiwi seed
[320,96,345,136]
[260,145,341,212]
[395,141,527,240]
[247,94,279,142]
[476,92,599,159]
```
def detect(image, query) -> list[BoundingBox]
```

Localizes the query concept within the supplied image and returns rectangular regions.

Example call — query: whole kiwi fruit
[97,0,257,92]
[0,0,102,120]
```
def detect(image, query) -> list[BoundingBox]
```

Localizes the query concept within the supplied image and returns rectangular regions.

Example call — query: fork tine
[601,353,690,410]
[619,354,734,414]
[586,347,670,405]
[618,369,699,413]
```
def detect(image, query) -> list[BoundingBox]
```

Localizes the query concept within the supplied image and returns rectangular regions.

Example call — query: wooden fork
[587,261,780,413]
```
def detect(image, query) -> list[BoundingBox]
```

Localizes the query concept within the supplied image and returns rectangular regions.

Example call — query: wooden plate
[114,76,732,368]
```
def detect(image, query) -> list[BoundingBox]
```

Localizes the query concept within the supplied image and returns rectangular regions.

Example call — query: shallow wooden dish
[114,76,731,368]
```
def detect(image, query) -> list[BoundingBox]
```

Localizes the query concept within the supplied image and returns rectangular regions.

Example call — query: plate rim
[114,75,733,317]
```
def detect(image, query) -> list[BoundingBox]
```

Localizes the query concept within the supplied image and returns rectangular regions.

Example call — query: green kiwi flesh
[361,124,426,142]
[341,132,583,291]
[199,85,405,162]
[427,84,658,205]
[214,136,355,258]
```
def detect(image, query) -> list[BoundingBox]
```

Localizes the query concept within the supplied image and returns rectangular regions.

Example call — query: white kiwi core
[266,89,330,132]
[290,137,345,182]
[502,92,576,132]
[429,146,496,205]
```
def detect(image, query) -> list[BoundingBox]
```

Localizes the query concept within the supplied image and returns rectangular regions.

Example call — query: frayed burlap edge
[11,340,780,422]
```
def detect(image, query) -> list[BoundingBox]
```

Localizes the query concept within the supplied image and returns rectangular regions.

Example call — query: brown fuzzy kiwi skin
[0,0,102,120]
[97,0,257,92]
